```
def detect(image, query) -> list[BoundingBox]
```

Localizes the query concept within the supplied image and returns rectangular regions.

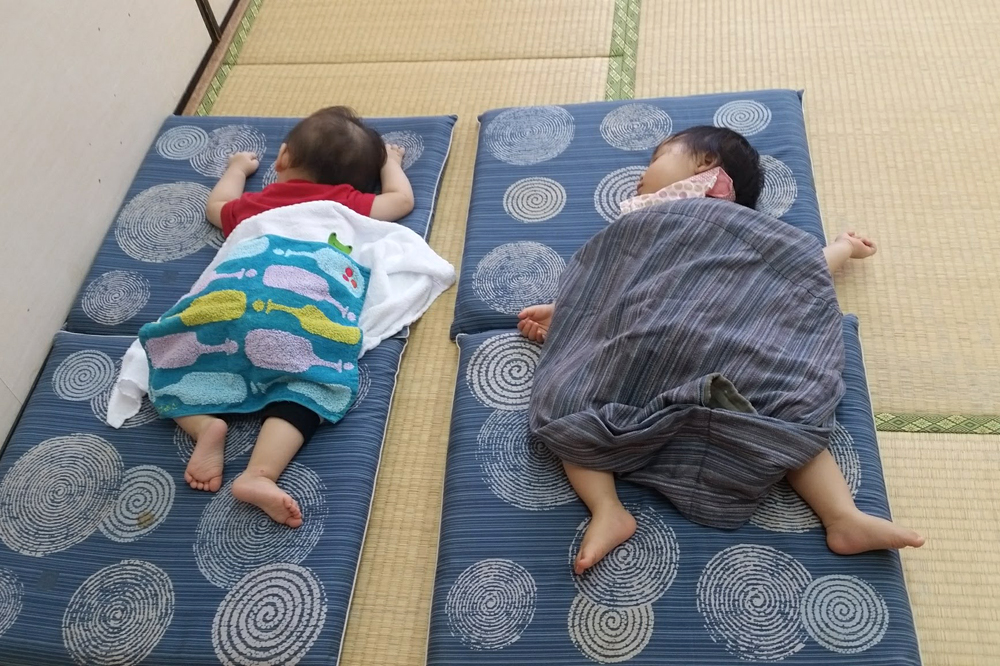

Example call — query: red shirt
[220,180,376,237]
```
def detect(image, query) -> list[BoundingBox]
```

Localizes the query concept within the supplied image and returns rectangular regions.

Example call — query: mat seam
[858,321,926,663]
[344,121,457,663]
[422,335,465,665]
[196,0,265,116]
[605,0,641,100]
[874,412,1000,435]
[337,336,406,666]
[233,54,614,67]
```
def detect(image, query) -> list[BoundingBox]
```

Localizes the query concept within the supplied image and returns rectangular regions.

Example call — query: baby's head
[275,106,387,192]
[638,126,762,208]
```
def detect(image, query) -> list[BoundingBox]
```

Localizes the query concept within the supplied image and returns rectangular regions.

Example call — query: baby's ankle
[238,466,276,482]
[820,506,863,529]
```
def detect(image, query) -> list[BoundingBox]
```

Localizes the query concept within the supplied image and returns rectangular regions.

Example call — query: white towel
[106,201,455,427]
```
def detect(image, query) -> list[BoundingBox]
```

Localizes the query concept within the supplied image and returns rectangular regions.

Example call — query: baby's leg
[176,414,227,492]
[787,448,924,554]
[232,403,319,528]
[232,417,306,528]
[564,461,637,575]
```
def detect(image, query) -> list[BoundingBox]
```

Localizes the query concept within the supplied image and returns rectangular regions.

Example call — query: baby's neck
[276,167,315,183]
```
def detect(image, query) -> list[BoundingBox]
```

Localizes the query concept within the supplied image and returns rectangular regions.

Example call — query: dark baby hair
[660,126,762,209]
[283,106,386,192]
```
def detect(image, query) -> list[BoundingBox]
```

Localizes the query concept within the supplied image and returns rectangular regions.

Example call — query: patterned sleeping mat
[0,331,403,665]
[67,114,456,336]
[0,112,456,664]
[431,91,921,664]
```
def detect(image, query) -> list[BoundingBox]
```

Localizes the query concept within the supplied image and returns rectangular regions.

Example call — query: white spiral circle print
[0,568,23,639]
[757,155,798,218]
[446,559,536,650]
[114,182,213,262]
[63,560,174,666]
[713,100,773,136]
[190,125,267,178]
[750,424,862,532]
[472,241,565,315]
[572,505,680,607]
[195,462,327,588]
[52,349,116,401]
[348,364,371,413]
[381,130,425,170]
[595,166,646,223]
[503,178,567,223]
[600,103,673,151]
[81,270,151,326]
[484,106,575,165]
[697,544,812,661]
[466,333,541,410]
[801,575,889,654]
[568,595,654,663]
[213,563,327,666]
[98,466,175,542]
[175,413,259,464]
[0,434,122,556]
[206,227,226,249]
[262,160,278,187]
[155,125,210,160]
[477,410,575,511]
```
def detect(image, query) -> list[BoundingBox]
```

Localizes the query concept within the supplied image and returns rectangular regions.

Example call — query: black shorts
[259,401,322,444]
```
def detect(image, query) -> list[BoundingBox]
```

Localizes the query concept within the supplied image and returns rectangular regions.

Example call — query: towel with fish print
[66,113,456,337]
[140,235,368,422]
[431,91,921,664]
[0,330,405,665]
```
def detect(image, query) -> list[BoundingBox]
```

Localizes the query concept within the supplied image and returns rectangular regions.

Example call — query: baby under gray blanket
[529,198,845,529]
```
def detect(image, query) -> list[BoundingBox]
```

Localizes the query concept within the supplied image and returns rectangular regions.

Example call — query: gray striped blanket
[528,198,845,529]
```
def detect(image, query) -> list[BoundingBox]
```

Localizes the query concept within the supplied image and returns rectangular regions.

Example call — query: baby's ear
[694,151,720,174]
[275,143,290,171]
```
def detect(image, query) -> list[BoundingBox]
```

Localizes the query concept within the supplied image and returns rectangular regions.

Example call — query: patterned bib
[619,167,736,216]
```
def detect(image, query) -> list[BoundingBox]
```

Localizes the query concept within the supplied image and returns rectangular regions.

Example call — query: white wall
[210,0,237,26]
[0,2,210,437]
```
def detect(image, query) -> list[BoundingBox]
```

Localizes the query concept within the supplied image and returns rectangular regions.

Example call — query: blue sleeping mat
[0,111,456,664]
[0,331,404,665]
[431,90,921,664]
[431,320,919,665]
[67,113,456,337]
[451,90,819,337]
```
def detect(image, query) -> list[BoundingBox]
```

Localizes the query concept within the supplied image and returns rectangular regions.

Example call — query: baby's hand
[228,151,260,176]
[836,231,877,259]
[385,144,406,165]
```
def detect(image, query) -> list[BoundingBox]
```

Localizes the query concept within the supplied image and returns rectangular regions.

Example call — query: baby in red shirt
[179,106,414,528]
[208,105,415,236]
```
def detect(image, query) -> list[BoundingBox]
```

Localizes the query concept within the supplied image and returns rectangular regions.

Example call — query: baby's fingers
[519,305,543,319]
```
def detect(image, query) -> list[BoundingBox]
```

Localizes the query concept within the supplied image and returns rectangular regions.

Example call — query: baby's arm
[369,144,415,222]
[824,231,876,273]
[205,152,259,228]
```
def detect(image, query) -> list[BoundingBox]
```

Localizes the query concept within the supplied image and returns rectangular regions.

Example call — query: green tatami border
[606,0,641,100]
[195,0,265,116]
[875,413,1000,435]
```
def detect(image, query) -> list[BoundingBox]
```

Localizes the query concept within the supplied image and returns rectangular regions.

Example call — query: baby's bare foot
[826,510,924,555]
[232,473,303,528]
[574,505,637,575]
[184,417,227,492]
[517,303,555,343]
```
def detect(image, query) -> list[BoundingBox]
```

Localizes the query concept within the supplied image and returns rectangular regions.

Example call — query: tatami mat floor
[191,1,1000,663]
